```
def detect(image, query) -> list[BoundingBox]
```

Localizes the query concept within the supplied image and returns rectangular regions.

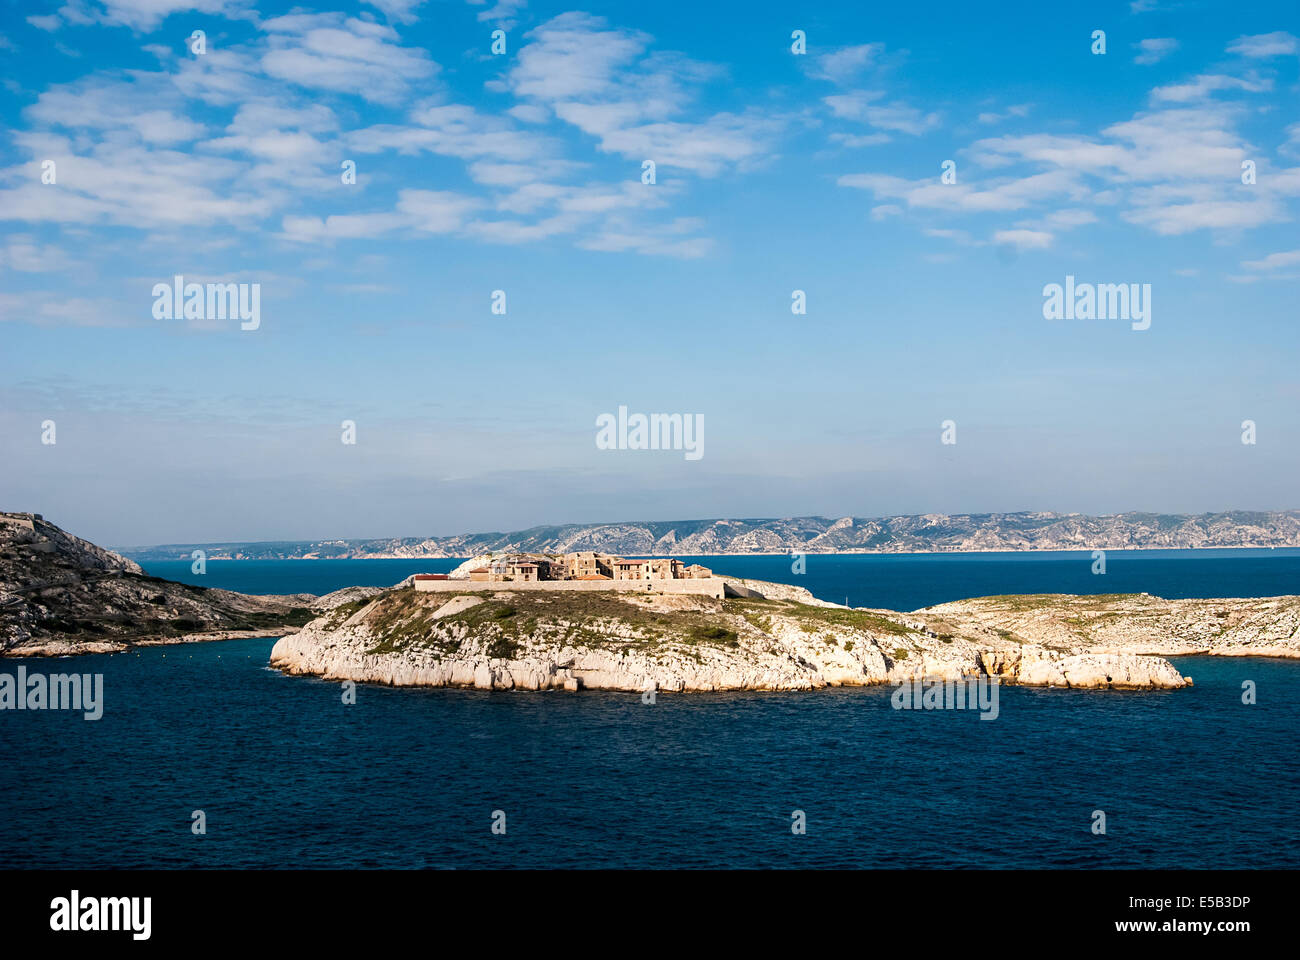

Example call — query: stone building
[462,551,711,583]
[565,551,615,579]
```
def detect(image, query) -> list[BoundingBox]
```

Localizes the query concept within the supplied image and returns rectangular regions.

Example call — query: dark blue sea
[140,547,1300,612]
[3,550,1298,869]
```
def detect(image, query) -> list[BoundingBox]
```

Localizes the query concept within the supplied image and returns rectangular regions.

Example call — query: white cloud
[39,0,255,32]
[202,103,342,187]
[576,216,711,258]
[831,132,893,147]
[1282,123,1300,160]
[1122,185,1282,234]
[510,12,649,101]
[1134,38,1178,65]
[1242,249,1300,271]
[396,190,485,232]
[366,0,426,24]
[26,75,206,145]
[0,236,69,272]
[965,108,1297,236]
[0,132,270,229]
[467,162,548,186]
[554,104,776,175]
[814,44,885,85]
[838,169,1084,214]
[261,14,437,104]
[992,229,1052,250]
[924,227,971,243]
[471,0,526,24]
[0,291,129,327]
[976,104,1031,125]
[506,13,777,176]
[348,103,552,164]
[837,81,1300,245]
[173,48,266,106]
[507,104,549,124]
[1043,208,1098,228]
[825,90,940,135]
[281,190,482,241]
[1151,72,1271,103]
[1226,32,1298,59]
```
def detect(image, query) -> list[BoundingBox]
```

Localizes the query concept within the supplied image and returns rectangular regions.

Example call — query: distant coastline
[125,544,1300,562]
[115,510,1300,562]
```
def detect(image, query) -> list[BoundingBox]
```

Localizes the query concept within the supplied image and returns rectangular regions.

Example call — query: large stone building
[464,551,710,583]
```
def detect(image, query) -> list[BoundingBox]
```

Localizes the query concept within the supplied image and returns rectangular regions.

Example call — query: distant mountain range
[117,510,1300,561]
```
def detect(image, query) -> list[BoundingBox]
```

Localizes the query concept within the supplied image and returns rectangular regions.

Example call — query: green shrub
[487,636,519,659]
[689,625,739,646]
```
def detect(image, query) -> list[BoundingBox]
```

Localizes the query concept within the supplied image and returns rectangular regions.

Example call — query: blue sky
[1,0,1298,545]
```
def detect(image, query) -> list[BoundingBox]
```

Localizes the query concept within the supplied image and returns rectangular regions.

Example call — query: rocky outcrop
[923,593,1300,660]
[120,510,1300,560]
[310,585,388,612]
[269,583,1209,694]
[1,512,318,656]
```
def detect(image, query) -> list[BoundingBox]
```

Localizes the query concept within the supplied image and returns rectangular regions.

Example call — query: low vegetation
[330,586,928,665]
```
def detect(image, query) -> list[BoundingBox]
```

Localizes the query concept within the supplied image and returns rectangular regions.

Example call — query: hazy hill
[118,510,1300,561]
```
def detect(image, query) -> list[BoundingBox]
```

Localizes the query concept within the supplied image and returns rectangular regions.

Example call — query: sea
[3,549,1298,869]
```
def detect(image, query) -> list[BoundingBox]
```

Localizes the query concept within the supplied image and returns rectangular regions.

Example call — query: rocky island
[268,552,1300,694]
[7,515,1297,695]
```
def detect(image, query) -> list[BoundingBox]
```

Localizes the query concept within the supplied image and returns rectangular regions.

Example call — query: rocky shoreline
[262,579,1284,694]
[1,511,322,657]
[8,511,1298,693]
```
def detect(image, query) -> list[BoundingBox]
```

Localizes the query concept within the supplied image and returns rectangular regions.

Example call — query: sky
[0,0,1298,547]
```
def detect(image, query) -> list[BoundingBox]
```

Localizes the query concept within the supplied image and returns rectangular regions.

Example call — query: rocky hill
[265,578,1300,694]
[0,512,319,656]
[121,510,1300,560]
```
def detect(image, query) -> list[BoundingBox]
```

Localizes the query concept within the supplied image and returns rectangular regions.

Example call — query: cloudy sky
[1,0,1298,546]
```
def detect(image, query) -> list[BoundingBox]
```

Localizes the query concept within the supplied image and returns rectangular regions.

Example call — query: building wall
[414,577,729,599]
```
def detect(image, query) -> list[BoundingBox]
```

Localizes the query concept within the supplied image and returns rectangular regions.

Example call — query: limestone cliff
[921,592,1300,660]
[268,583,1219,693]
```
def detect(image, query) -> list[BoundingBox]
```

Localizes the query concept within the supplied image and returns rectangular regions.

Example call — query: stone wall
[414,577,729,600]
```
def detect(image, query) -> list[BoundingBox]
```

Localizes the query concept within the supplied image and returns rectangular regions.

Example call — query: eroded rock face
[1,512,317,656]
[925,593,1300,661]
[269,583,1203,694]
[977,645,1188,689]
[311,585,386,612]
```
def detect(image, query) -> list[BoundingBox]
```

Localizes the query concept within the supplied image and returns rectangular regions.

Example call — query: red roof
[414,574,448,580]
